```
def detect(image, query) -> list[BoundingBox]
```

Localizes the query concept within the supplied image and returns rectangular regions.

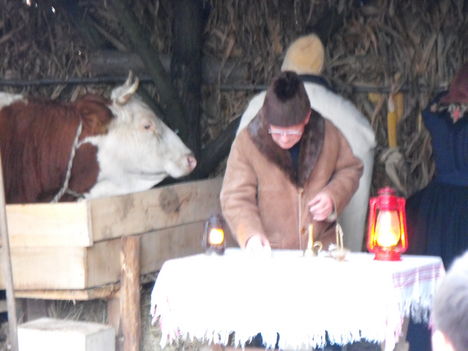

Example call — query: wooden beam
[87,51,249,86]
[120,236,141,351]
[0,153,18,351]
[3,177,222,248]
[89,177,222,242]
[14,284,119,301]
[4,201,91,247]
[0,221,207,291]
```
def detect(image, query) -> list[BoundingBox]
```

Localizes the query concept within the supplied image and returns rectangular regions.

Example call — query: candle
[336,224,344,250]
[307,224,314,250]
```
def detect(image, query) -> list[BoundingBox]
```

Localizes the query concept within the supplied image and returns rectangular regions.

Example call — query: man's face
[268,112,310,149]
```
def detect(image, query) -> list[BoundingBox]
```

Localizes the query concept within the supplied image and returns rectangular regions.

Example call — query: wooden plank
[140,221,205,272]
[86,221,206,287]
[14,284,119,301]
[89,177,222,242]
[4,201,92,247]
[7,221,232,299]
[86,239,121,289]
[3,177,222,248]
[1,246,88,290]
[0,221,206,290]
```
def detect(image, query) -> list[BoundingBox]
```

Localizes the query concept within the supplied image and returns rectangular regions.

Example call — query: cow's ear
[75,99,113,135]
[111,71,139,105]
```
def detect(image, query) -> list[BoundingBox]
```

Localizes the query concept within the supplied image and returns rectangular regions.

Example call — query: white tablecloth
[150,249,445,351]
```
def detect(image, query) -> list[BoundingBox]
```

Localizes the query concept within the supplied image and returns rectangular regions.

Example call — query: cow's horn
[126,72,139,95]
[113,71,140,105]
[124,71,135,87]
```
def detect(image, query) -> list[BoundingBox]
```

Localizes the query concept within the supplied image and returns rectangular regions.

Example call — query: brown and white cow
[0,73,197,204]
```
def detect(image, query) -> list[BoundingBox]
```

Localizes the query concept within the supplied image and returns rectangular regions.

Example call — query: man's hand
[245,234,271,256]
[308,192,334,221]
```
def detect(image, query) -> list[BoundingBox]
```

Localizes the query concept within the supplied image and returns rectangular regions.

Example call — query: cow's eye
[144,124,152,130]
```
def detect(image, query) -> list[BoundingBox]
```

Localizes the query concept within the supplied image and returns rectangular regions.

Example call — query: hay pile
[0,0,466,196]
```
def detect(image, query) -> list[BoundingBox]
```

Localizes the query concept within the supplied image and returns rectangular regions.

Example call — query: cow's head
[84,73,197,198]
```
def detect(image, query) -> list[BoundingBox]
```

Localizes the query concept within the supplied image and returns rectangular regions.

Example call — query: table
[150,249,445,351]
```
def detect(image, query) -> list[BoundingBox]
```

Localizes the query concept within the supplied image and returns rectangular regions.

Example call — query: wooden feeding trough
[0,176,225,298]
[0,176,229,351]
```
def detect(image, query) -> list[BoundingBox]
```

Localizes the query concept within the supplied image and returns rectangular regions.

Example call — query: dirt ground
[0,282,381,351]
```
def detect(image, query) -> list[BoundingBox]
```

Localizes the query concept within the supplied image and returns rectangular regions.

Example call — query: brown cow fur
[0,95,113,203]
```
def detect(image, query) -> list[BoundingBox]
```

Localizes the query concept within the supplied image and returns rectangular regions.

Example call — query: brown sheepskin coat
[220,111,363,250]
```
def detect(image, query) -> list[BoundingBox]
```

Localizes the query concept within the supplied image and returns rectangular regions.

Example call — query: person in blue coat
[406,62,468,351]
[406,63,468,268]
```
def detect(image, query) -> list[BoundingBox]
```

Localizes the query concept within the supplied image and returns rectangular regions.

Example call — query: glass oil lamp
[367,187,408,261]
[203,214,226,255]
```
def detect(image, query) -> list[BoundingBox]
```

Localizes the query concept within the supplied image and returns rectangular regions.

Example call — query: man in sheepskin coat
[236,34,376,252]
[220,71,363,252]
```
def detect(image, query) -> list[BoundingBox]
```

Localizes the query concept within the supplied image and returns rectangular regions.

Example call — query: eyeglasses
[268,128,303,137]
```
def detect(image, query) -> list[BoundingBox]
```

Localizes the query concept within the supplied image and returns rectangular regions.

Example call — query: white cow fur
[0,92,24,108]
[0,77,196,200]
[237,82,376,251]
[81,78,196,199]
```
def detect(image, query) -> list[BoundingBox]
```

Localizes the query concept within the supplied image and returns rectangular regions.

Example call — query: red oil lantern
[367,187,408,261]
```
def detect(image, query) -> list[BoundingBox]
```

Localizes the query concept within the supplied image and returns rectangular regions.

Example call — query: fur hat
[440,63,468,104]
[281,34,325,75]
[262,71,311,126]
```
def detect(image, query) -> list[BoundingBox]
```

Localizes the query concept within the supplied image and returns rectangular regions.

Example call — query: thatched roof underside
[0,0,466,196]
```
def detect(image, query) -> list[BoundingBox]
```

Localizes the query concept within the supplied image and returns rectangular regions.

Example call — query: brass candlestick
[304,223,322,257]
[330,223,349,261]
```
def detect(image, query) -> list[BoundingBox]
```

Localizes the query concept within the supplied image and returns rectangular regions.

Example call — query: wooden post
[120,236,141,351]
[0,153,19,351]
